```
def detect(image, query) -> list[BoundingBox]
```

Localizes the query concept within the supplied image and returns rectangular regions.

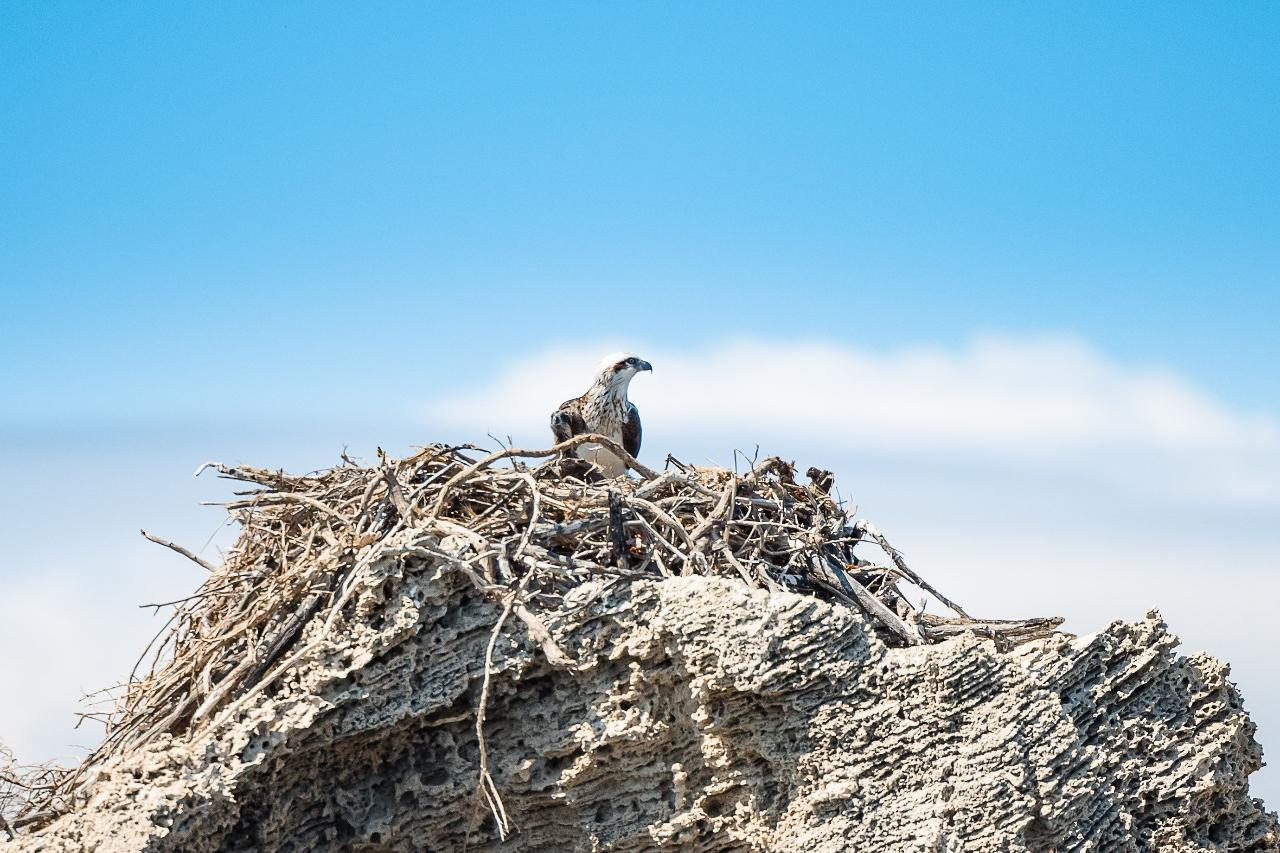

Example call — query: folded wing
[550,397,588,445]
[622,403,642,457]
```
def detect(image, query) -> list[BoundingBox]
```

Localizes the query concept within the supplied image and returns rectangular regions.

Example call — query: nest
[2,433,1063,838]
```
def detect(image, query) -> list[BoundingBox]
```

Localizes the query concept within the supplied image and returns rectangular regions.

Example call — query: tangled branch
[3,440,1062,837]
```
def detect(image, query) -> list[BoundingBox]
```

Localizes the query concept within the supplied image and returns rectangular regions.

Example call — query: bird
[550,352,653,477]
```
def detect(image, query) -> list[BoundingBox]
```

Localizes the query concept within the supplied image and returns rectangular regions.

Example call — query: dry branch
[140,530,216,573]
[5,440,1062,835]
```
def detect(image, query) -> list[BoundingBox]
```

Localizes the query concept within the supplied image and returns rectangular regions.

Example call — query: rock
[9,552,1276,852]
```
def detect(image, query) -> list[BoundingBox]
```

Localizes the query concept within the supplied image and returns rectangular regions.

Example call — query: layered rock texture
[10,554,1277,852]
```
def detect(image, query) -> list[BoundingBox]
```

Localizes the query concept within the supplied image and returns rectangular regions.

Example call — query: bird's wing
[622,402,642,458]
[550,396,588,444]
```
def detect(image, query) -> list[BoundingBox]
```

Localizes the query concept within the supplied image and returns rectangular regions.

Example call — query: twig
[474,572,535,842]
[24,441,1063,837]
[429,433,657,517]
[856,520,971,619]
[140,530,217,573]
[608,491,627,569]
[805,550,922,646]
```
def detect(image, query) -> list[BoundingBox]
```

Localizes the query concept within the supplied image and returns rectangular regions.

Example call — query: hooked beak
[637,359,653,373]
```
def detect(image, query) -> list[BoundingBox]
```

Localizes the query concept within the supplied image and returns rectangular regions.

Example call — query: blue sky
[2,2,1279,804]
[3,2,1278,423]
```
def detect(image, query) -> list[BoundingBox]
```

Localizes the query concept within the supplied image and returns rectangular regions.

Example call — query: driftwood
[1,437,1062,835]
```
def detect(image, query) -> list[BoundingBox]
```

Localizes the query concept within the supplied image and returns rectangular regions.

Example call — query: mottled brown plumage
[551,353,651,477]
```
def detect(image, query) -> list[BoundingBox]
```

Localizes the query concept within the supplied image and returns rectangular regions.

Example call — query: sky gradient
[3,2,1278,805]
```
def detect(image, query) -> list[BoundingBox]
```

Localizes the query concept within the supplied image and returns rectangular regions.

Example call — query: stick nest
[2,434,1063,836]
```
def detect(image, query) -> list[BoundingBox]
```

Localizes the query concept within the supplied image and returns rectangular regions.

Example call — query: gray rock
[11,551,1278,852]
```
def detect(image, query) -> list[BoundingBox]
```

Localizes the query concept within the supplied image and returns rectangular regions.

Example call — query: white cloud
[428,333,1280,799]
[0,346,1274,808]
[431,335,1280,505]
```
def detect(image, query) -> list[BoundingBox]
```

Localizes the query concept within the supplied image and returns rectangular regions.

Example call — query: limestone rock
[10,554,1278,852]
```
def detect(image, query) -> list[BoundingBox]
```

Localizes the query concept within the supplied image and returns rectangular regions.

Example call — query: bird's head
[595,352,653,389]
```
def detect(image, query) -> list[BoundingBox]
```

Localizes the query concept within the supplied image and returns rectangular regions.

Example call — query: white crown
[596,351,639,372]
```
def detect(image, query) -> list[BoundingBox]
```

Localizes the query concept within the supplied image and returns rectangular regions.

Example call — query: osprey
[550,352,653,477]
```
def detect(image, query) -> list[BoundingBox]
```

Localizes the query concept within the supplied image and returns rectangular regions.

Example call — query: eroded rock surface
[10,543,1278,852]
